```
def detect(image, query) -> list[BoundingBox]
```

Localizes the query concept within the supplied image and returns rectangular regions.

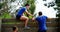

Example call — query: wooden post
[0,19,2,32]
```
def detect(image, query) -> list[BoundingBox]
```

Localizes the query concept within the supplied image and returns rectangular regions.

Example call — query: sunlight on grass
[2,22,21,24]
[0,12,12,19]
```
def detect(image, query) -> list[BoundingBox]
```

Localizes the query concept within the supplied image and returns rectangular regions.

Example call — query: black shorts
[38,30,46,32]
[16,15,21,20]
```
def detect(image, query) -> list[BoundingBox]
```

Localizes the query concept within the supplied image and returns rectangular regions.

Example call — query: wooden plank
[1,27,58,32]
[1,18,59,32]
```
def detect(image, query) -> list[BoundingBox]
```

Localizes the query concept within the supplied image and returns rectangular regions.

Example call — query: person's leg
[20,16,29,27]
[38,30,40,32]
[41,30,46,32]
[38,29,41,32]
[38,30,46,32]
[43,30,46,32]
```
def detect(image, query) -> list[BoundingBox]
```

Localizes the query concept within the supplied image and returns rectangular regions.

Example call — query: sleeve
[24,7,27,11]
[22,7,27,11]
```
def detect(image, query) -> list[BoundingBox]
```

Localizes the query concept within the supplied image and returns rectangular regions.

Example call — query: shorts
[16,15,21,20]
[38,30,46,32]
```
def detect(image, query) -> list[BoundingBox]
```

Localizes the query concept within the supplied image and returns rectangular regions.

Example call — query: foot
[24,26,30,29]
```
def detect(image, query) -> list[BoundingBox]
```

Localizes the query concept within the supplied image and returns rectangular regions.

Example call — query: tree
[55,0,60,32]
[0,0,12,18]
[0,3,3,9]
[55,0,60,18]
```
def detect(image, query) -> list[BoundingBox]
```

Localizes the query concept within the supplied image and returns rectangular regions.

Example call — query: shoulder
[43,15,47,17]
[22,7,26,10]
[19,7,26,10]
[43,15,48,19]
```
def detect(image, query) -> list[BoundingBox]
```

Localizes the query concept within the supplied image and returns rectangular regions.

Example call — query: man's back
[36,15,47,31]
[17,7,26,16]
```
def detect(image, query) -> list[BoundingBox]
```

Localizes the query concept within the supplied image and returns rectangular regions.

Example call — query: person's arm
[32,17,38,22]
[25,10,33,16]
[32,17,36,21]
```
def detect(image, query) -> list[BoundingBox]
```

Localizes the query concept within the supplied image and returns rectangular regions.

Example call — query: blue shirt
[35,15,47,31]
[17,7,26,16]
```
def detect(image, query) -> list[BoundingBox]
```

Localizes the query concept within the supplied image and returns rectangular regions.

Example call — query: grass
[2,21,36,24]
[2,22,21,24]
[0,12,12,19]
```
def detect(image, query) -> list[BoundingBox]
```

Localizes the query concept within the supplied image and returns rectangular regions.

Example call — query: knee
[26,17,29,20]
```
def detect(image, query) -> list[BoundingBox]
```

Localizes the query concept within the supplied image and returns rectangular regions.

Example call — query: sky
[34,0,57,18]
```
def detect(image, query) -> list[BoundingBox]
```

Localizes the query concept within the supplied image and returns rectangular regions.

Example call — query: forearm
[26,11,33,16]
[28,13,32,16]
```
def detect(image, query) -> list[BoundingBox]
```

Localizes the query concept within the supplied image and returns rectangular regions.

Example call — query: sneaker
[24,26,30,29]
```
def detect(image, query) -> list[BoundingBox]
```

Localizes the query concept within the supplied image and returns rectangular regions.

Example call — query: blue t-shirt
[17,7,26,16]
[35,15,47,31]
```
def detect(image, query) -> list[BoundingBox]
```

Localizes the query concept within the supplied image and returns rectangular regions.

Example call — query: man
[12,26,18,32]
[32,12,48,32]
[16,4,33,29]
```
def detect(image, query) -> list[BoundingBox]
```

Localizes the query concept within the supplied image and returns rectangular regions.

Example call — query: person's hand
[32,18,35,21]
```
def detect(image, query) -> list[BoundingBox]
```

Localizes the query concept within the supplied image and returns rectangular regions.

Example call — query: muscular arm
[25,10,33,16]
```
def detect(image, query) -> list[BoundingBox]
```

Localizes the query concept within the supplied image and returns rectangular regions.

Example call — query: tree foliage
[0,1,11,18]
[0,3,4,9]
[55,0,60,18]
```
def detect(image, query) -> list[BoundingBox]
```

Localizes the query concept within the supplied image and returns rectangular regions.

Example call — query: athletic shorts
[16,15,21,20]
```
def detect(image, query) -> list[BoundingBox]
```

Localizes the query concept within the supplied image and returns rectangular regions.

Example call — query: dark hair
[38,12,42,16]
[25,4,29,6]
[12,26,17,31]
